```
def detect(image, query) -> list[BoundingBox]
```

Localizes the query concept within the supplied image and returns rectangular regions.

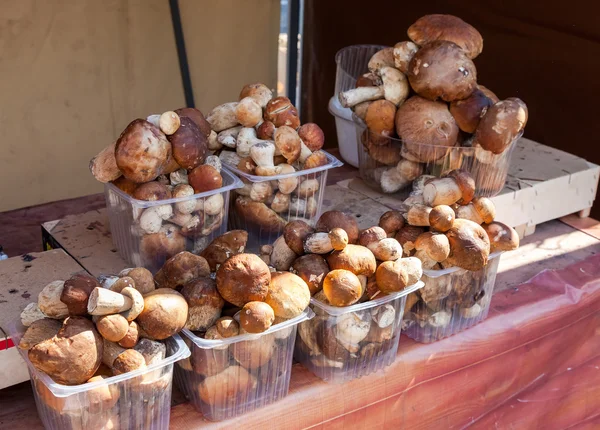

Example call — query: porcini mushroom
[235,97,263,127]
[429,205,456,232]
[414,232,451,262]
[215,253,271,307]
[239,83,273,108]
[155,251,211,289]
[482,221,520,252]
[290,254,329,296]
[188,164,223,193]
[450,88,496,133]
[298,123,325,152]
[181,278,224,331]
[393,41,419,74]
[240,301,275,333]
[445,219,491,271]
[474,98,528,154]
[206,102,239,132]
[315,211,360,244]
[167,116,207,170]
[327,244,377,277]
[422,170,475,206]
[274,126,302,164]
[89,142,121,183]
[379,211,405,237]
[200,230,248,271]
[322,269,363,307]
[60,274,101,316]
[264,96,300,129]
[284,220,315,255]
[136,289,188,340]
[339,67,409,107]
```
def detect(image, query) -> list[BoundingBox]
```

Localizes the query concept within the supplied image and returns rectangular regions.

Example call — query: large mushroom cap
[136,288,189,340]
[408,14,484,59]
[315,211,360,244]
[174,107,212,138]
[283,220,315,255]
[327,244,377,277]
[264,272,311,318]
[407,41,477,102]
[115,119,171,183]
[450,87,497,133]
[28,317,103,385]
[155,251,211,289]
[395,96,459,162]
[474,98,528,154]
[445,219,491,271]
[167,116,208,170]
[322,269,363,307]
[216,253,271,307]
[290,254,330,295]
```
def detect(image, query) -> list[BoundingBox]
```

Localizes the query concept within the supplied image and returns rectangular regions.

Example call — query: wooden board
[345,138,600,236]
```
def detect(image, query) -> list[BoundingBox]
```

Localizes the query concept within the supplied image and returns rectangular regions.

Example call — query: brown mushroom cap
[264,96,300,129]
[407,41,477,102]
[216,253,271,307]
[375,260,409,294]
[239,83,273,108]
[188,164,223,193]
[234,196,287,234]
[28,317,103,385]
[274,126,302,163]
[364,138,402,165]
[132,182,172,201]
[298,123,325,152]
[327,244,377,277]
[429,205,456,232]
[365,100,397,139]
[181,278,225,331]
[358,226,388,247]
[449,88,496,133]
[315,211,360,244]
[118,321,139,348]
[231,335,276,369]
[445,219,491,271]
[283,220,315,255]
[215,316,240,338]
[239,301,275,333]
[96,314,130,342]
[115,119,171,183]
[199,366,256,408]
[136,289,188,340]
[415,232,451,262]
[111,176,138,196]
[395,96,459,163]
[19,318,62,350]
[61,274,101,316]
[290,254,330,296]
[482,221,520,252]
[112,349,146,375]
[86,375,120,414]
[478,85,500,103]
[167,116,208,170]
[474,98,528,154]
[174,107,212,137]
[304,150,329,170]
[121,267,155,295]
[395,225,426,255]
[322,269,363,307]
[407,14,484,59]
[265,272,311,318]
[155,251,211,289]
[447,169,476,205]
[256,121,276,140]
[379,211,405,236]
[200,230,249,271]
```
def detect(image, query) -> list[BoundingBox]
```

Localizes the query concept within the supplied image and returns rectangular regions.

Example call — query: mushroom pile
[262,210,424,370]
[90,108,227,270]
[207,83,331,234]
[339,14,528,194]
[393,169,520,337]
[155,230,314,409]
[18,269,188,422]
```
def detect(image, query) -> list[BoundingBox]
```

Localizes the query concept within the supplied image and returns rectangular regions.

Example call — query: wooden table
[1,173,599,429]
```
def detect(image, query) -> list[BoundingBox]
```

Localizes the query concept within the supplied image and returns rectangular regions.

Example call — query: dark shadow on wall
[300,0,600,218]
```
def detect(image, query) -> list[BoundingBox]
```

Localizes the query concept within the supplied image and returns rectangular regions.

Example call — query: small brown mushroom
[271,235,298,271]
[450,88,496,133]
[365,100,397,139]
[112,349,147,375]
[322,269,363,307]
[482,221,520,252]
[429,205,456,232]
[188,164,223,193]
[445,219,491,271]
[154,251,211,289]
[199,366,257,408]
[236,97,263,127]
[215,316,240,338]
[239,301,275,333]
[119,267,155,295]
[274,126,302,163]
[284,220,315,255]
[379,211,405,237]
[89,142,121,183]
[415,232,451,262]
[95,314,130,342]
[315,211,360,244]
[407,14,484,59]
[265,272,311,318]
[61,273,101,316]
[234,196,287,234]
[264,96,300,129]
[422,170,475,206]
[290,254,330,296]
[216,253,271,307]
[376,257,423,294]
[118,321,139,348]
[368,47,395,73]
[175,107,212,137]
[200,230,248,271]
[298,123,325,152]
[181,278,224,331]
[304,150,329,169]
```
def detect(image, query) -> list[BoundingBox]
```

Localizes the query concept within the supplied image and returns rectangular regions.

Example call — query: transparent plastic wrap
[223,152,343,250]
[174,309,314,421]
[294,282,423,383]
[104,169,243,273]
[357,126,519,198]
[6,320,190,430]
[403,253,502,343]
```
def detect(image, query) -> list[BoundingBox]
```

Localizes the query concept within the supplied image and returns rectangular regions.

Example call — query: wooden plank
[560,215,600,240]
[42,209,129,277]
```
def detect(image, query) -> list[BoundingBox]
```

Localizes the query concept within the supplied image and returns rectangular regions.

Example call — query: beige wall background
[0,0,280,212]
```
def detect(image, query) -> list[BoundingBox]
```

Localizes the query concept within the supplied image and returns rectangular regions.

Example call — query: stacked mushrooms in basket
[339,14,528,193]
[208,83,330,231]
[392,168,520,335]
[265,210,424,370]
[90,107,227,266]
[18,268,188,419]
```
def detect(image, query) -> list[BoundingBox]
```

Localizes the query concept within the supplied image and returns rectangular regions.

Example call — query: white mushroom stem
[339,86,384,108]
[88,288,132,315]
[299,141,313,164]
[381,168,411,194]
[251,142,281,176]
[217,126,243,148]
[236,128,271,158]
[379,66,409,106]
[423,177,462,206]
[207,130,221,151]
[406,204,432,226]
[304,232,333,254]
[207,102,239,132]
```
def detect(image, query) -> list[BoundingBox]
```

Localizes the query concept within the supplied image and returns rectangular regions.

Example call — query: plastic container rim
[182,307,315,349]
[104,168,244,208]
[6,320,191,397]
[311,280,424,316]
[222,151,343,181]
[422,252,503,278]
[328,96,354,122]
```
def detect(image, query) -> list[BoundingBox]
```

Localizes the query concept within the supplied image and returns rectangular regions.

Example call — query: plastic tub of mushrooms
[333,14,527,197]
[295,281,423,383]
[10,323,188,430]
[174,309,313,421]
[104,167,242,273]
[402,252,501,342]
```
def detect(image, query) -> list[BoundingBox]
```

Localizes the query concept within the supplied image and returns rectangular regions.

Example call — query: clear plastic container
[7,320,190,430]
[356,125,519,198]
[403,253,502,343]
[294,281,424,383]
[174,309,314,421]
[104,169,243,273]
[224,152,343,250]
[330,45,388,168]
